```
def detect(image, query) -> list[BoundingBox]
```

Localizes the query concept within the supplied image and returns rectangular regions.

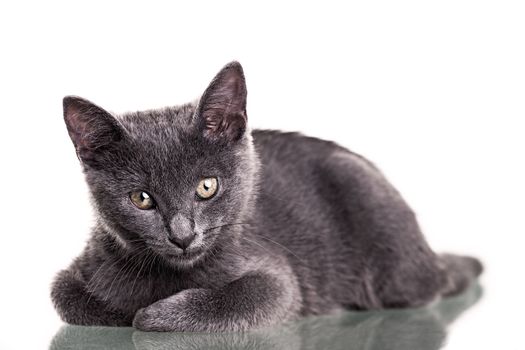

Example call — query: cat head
[63,62,258,268]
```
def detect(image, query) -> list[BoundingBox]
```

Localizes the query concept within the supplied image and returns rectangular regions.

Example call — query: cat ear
[63,96,123,166]
[196,61,248,143]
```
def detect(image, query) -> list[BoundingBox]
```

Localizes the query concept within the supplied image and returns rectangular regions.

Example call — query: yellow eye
[130,191,155,210]
[196,177,218,199]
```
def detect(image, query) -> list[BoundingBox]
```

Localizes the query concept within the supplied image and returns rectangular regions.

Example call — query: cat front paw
[132,307,157,331]
[133,289,211,332]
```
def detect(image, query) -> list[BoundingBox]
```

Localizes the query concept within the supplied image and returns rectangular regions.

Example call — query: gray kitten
[51,61,482,332]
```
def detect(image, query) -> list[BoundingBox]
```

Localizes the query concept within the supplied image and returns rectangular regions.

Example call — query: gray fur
[51,61,483,332]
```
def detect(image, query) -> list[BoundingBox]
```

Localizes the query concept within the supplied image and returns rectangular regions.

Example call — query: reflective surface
[50,283,481,350]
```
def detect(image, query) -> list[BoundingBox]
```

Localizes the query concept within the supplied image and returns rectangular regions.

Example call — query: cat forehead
[118,103,197,142]
[113,102,236,167]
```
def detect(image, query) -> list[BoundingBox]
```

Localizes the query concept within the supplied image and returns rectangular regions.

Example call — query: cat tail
[440,253,483,297]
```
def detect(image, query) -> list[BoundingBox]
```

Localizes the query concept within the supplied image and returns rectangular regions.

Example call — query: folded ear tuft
[63,96,122,166]
[197,61,248,143]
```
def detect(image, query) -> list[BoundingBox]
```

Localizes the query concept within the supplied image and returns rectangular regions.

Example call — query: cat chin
[162,249,207,269]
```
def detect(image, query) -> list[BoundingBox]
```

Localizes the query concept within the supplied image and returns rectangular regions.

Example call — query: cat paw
[133,307,164,331]
[132,289,210,332]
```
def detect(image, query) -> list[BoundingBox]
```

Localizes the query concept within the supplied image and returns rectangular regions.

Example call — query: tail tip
[469,256,484,277]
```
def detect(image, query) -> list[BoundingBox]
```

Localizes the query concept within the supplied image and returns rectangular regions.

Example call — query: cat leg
[133,271,302,332]
[51,268,133,326]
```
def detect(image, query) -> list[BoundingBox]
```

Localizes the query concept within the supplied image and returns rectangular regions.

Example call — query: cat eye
[196,177,218,199]
[130,191,155,210]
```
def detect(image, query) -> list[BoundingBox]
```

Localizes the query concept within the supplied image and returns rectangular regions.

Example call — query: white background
[0,1,524,349]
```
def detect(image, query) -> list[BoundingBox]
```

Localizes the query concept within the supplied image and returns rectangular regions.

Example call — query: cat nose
[169,213,195,250]
[168,233,195,250]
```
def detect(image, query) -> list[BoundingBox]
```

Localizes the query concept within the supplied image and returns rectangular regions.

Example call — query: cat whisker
[113,251,150,301]
[129,250,154,297]
[253,233,310,268]
[220,242,250,261]
[85,243,147,305]
[147,252,159,278]
[207,223,310,267]
[102,247,150,302]
[205,222,253,234]
[237,236,277,260]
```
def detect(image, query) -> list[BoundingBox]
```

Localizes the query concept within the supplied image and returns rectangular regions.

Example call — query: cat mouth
[181,248,203,258]
[165,247,205,262]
